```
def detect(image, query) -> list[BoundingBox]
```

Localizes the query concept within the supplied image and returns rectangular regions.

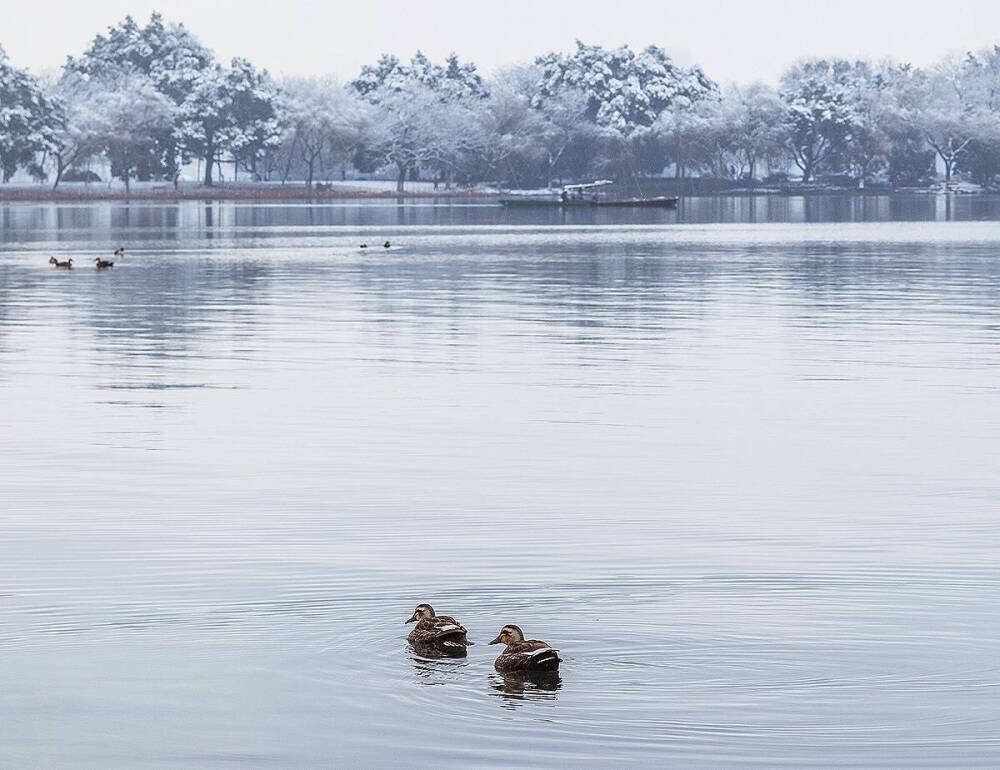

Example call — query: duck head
[48,257,57,265]
[405,603,435,624]
[489,624,525,645]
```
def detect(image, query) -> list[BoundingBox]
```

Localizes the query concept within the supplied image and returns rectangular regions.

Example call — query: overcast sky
[6,0,1000,84]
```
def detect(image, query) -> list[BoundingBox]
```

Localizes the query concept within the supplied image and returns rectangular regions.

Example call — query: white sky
[5,0,1000,85]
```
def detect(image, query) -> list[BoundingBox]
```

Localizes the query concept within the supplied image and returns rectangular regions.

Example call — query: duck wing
[510,640,561,664]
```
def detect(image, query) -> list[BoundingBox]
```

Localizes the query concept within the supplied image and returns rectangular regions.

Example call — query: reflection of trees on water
[0,252,274,401]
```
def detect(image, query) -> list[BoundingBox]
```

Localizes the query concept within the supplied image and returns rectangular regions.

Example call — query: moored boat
[499,181,678,209]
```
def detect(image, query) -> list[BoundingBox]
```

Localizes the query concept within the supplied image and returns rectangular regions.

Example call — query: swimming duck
[405,603,472,653]
[49,257,73,269]
[113,247,125,259]
[360,243,368,249]
[489,624,561,672]
[95,258,114,269]
[383,241,391,248]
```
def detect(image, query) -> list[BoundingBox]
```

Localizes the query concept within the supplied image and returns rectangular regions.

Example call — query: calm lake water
[1,195,999,767]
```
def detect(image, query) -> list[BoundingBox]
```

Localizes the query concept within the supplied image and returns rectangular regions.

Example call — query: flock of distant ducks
[406,603,561,673]
[48,247,124,270]
[48,244,391,270]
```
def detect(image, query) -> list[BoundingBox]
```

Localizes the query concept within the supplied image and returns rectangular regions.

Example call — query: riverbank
[0,183,493,203]
[0,181,987,203]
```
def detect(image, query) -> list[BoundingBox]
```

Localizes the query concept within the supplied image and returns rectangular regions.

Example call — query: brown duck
[49,257,73,269]
[405,603,472,653]
[489,624,561,672]
[95,258,114,269]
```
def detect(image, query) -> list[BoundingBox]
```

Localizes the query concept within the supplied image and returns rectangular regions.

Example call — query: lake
[1,195,999,767]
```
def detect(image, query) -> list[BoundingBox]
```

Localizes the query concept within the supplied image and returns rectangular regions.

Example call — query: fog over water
[1,198,998,766]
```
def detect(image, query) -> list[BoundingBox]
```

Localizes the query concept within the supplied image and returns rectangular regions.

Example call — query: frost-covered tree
[353,52,487,190]
[780,60,856,181]
[358,83,447,191]
[906,62,981,183]
[952,47,1000,185]
[279,77,369,185]
[722,84,788,180]
[0,47,60,182]
[44,72,109,189]
[90,72,175,191]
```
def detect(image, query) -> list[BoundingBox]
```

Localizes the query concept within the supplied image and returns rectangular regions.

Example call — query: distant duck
[489,624,561,672]
[405,603,472,653]
[383,241,391,248]
[360,243,368,249]
[113,247,125,259]
[49,257,73,269]
[95,257,114,269]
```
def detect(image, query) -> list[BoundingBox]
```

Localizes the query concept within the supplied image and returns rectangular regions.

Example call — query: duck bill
[405,613,418,624]
[488,635,502,645]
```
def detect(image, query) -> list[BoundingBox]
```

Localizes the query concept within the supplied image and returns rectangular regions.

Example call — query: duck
[360,243,368,249]
[489,624,561,672]
[48,257,73,269]
[95,258,114,269]
[383,241,391,248]
[405,603,472,653]
[113,247,125,259]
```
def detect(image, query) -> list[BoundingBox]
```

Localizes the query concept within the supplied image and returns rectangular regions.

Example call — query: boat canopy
[562,180,613,191]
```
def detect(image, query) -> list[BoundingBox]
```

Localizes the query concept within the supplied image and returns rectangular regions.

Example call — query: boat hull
[499,196,678,209]
[499,198,595,207]
[595,196,678,208]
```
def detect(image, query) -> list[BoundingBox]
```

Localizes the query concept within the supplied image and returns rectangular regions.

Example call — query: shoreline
[0,185,491,203]
[0,185,989,204]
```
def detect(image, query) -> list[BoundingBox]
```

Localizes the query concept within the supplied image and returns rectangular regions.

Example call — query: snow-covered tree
[353,52,487,190]
[279,77,369,185]
[359,83,447,191]
[533,41,716,136]
[90,72,175,191]
[0,47,60,182]
[352,51,487,102]
[67,13,214,182]
[722,83,788,180]
[780,60,857,181]
[221,58,283,181]
[44,71,109,189]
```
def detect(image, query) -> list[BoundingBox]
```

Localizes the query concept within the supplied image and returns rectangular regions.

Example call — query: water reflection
[489,671,563,707]
[410,653,472,683]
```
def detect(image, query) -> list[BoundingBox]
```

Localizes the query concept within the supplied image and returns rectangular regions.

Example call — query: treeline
[3,13,1000,191]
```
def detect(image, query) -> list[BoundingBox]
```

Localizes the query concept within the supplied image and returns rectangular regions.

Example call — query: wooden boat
[499,181,677,209]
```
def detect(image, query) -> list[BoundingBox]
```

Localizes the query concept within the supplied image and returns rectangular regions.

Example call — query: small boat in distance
[499,180,677,209]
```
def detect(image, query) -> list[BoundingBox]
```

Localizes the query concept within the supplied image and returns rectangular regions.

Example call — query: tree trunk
[396,163,406,193]
[52,156,65,191]
[203,147,215,187]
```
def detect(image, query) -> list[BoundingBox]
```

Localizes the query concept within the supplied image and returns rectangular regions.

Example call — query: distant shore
[0,182,987,203]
